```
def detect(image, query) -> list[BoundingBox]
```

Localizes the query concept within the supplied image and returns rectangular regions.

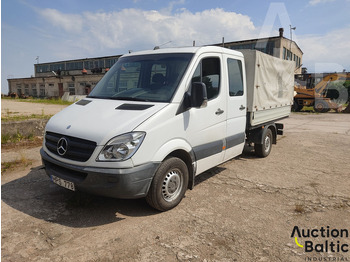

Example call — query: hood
[45,99,167,145]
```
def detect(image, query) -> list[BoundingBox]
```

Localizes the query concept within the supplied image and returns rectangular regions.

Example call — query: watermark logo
[291,226,349,253]
[291,226,349,261]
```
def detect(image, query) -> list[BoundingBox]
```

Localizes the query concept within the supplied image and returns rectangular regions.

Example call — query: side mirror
[190,82,208,108]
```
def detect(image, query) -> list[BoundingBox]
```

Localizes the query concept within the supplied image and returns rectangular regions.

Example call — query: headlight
[97,132,146,161]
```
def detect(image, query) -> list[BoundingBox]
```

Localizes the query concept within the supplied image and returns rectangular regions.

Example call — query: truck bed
[240,50,295,127]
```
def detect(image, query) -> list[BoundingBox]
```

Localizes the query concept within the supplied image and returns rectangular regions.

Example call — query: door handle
[215,108,224,115]
[239,105,246,111]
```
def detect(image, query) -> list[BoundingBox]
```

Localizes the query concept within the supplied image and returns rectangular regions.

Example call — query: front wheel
[292,99,303,112]
[146,157,189,211]
[254,128,273,158]
[314,100,329,113]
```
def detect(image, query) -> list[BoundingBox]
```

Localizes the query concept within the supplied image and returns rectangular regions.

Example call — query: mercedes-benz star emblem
[57,137,68,156]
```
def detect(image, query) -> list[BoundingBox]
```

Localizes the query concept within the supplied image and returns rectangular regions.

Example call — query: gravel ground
[1,99,68,116]
[1,106,350,261]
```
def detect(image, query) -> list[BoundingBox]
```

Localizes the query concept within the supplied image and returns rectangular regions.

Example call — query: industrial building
[216,28,303,73]
[7,28,302,98]
[7,55,120,98]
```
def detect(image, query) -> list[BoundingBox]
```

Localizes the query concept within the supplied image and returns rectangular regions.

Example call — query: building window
[106,58,118,68]
[16,84,22,95]
[36,65,49,73]
[31,84,37,97]
[119,81,127,87]
[50,63,65,72]
[66,62,83,70]
[40,85,45,97]
[68,83,75,95]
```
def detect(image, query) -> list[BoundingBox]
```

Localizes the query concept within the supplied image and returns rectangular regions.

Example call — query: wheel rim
[264,135,271,153]
[162,169,183,202]
[316,104,324,110]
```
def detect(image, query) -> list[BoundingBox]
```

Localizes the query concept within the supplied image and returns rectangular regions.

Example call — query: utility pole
[289,25,296,60]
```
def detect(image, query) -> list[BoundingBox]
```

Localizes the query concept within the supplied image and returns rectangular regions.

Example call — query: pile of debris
[342,104,350,113]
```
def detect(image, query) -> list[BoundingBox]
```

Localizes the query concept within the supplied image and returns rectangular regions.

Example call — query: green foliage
[2,97,73,105]
[1,132,35,144]
[1,159,33,173]
[1,113,53,122]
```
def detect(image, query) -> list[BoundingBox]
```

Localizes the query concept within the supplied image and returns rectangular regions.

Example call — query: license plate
[51,175,75,191]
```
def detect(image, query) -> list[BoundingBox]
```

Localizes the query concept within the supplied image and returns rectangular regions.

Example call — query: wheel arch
[167,149,196,190]
[152,139,196,190]
[247,123,277,145]
[267,124,277,145]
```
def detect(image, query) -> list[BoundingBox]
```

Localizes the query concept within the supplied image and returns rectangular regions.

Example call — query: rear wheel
[254,128,272,158]
[146,157,189,211]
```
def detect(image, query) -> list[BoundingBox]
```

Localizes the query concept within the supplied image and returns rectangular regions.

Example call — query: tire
[146,157,189,211]
[314,100,329,113]
[254,128,272,158]
[292,99,303,112]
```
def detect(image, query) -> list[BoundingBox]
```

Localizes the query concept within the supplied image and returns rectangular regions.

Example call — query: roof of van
[121,46,244,58]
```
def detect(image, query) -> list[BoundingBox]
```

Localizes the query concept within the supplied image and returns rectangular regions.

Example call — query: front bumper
[40,148,160,199]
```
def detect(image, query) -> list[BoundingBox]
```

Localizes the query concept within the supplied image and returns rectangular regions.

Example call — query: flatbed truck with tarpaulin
[40,46,295,211]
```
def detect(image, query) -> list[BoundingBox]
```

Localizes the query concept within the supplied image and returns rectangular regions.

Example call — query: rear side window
[191,57,221,100]
[227,58,244,96]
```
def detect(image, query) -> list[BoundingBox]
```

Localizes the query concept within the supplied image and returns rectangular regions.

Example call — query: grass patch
[1,154,33,173]
[1,113,53,122]
[1,136,43,150]
[2,97,73,105]
[301,106,314,112]
[1,132,35,144]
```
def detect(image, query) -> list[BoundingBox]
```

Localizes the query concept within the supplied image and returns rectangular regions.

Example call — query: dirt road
[2,112,350,262]
[1,99,67,116]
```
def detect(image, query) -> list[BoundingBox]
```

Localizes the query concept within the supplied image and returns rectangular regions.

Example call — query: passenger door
[223,56,247,161]
[184,54,227,175]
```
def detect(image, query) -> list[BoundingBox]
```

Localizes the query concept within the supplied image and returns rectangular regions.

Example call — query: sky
[2,0,350,94]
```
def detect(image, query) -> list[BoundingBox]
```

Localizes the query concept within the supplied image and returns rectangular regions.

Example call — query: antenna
[153,41,172,50]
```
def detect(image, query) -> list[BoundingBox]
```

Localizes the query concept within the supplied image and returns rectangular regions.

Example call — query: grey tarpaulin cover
[240,50,295,112]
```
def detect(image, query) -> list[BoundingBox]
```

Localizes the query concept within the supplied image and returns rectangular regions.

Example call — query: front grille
[45,132,97,162]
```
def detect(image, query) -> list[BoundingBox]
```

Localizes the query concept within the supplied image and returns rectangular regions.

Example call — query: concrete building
[215,28,303,74]
[8,28,303,97]
[8,55,120,98]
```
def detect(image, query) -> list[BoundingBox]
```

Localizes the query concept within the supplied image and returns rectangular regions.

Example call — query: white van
[41,46,294,211]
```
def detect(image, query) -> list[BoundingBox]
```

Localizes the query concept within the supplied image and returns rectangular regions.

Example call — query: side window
[191,57,220,100]
[227,58,244,96]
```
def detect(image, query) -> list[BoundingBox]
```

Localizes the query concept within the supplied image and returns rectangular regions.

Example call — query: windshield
[88,53,194,102]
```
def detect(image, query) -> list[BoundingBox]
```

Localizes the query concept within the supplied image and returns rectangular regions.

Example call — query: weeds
[2,97,73,105]
[1,154,33,173]
[1,132,35,144]
[294,203,306,213]
[1,113,52,122]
